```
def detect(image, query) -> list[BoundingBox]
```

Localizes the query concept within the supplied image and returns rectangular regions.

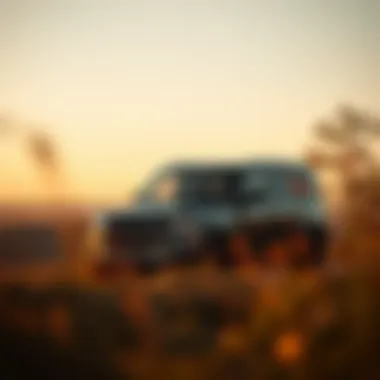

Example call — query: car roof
[166,158,308,174]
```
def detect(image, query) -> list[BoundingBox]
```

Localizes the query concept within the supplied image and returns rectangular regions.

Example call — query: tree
[26,130,59,174]
[0,114,64,197]
[305,104,380,181]
[305,105,380,271]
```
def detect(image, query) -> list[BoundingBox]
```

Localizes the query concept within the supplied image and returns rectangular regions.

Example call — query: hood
[97,203,175,226]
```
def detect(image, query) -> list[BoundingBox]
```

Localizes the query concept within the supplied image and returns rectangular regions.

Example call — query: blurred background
[1,1,380,379]
[1,0,378,204]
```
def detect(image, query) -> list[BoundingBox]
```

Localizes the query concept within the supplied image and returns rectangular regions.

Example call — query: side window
[155,176,178,203]
[143,172,179,205]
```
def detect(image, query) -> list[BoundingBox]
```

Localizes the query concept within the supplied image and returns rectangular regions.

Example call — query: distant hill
[0,200,122,223]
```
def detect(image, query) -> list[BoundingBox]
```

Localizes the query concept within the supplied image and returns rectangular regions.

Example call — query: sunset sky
[0,0,379,202]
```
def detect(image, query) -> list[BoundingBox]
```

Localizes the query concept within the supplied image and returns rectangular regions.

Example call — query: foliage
[2,267,380,380]
[305,104,380,181]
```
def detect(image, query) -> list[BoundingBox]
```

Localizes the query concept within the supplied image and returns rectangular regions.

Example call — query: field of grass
[1,262,380,380]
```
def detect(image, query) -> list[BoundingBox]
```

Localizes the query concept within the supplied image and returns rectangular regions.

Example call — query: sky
[0,0,379,202]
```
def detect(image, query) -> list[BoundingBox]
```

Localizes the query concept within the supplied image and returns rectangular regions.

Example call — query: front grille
[106,217,170,255]
[201,230,235,268]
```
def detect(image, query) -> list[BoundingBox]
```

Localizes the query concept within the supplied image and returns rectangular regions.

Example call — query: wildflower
[273,330,304,365]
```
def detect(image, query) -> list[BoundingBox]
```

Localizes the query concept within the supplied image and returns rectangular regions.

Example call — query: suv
[97,159,328,272]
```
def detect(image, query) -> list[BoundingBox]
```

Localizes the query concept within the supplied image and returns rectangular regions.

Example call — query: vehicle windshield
[180,169,245,206]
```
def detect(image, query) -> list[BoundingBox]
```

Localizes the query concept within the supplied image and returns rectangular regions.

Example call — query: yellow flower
[273,331,304,365]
